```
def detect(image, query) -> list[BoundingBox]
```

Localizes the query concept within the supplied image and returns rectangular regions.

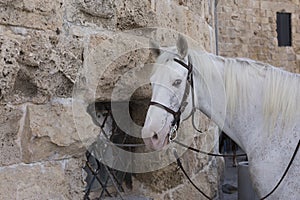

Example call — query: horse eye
[172,79,182,86]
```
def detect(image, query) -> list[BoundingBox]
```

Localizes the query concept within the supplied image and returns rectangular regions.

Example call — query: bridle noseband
[149,56,194,142]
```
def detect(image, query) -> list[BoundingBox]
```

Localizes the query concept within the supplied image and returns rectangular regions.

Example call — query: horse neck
[191,52,300,198]
[191,53,265,151]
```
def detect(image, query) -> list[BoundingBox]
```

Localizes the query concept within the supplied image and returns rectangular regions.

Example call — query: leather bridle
[149,56,194,142]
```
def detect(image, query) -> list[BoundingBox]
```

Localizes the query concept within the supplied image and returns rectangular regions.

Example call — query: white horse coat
[142,36,300,199]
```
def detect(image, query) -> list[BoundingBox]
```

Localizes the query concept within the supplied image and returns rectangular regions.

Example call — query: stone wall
[0,0,222,199]
[217,0,300,73]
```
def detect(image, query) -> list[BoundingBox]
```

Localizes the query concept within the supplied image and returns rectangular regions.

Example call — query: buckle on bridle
[169,124,178,142]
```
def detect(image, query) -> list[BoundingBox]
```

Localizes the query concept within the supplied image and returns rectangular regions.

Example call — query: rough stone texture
[21,99,99,163]
[135,163,184,193]
[171,172,213,200]
[0,157,85,200]
[115,0,157,30]
[0,105,23,166]
[0,0,222,199]
[0,34,21,101]
[217,0,300,73]
[65,0,117,30]
[0,27,83,104]
[0,0,297,198]
[130,114,220,199]
[154,0,216,51]
[0,0,63,31]
[65,0,157,31]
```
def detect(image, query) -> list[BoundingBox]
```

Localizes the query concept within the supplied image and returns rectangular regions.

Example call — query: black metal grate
[84,102,144,200]
[84,149,131,200]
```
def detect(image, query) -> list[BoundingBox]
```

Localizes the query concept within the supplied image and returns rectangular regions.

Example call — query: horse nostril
[152,133,158,140]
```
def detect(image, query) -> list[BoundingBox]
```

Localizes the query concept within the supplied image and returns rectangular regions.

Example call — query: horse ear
[176,35,188,59]
[149,39,161,57]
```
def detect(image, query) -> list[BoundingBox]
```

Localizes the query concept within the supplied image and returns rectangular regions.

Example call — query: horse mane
[188,50,300,134]
[154,48,299,134]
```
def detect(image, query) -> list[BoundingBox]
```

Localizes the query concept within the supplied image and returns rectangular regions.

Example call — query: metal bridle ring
[169,125,178,142]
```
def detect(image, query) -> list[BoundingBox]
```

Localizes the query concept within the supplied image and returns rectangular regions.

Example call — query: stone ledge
[0,0,63,31]
[0,157,84,199]
[0,105,23,166]
[21,99,99,163]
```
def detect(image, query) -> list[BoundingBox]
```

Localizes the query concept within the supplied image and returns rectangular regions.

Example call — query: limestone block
[66,0,157,30]
[17,30,83,83]
[171,152,220,200]
[0,157,84,200]
[1,29,83,104]
[153,1,213,51]
[261,1,297,12]
[135,163,184,192]
[0,105,23,166]
[77,0,115,19]
[186,0,210,17]
[21,99,99,163]
[79,32,153,102]
[64,0,118,30]
[83,27,213,102]
[171,171,215,200]
[54,36,84,84]
[0,0,63,31]
[132,117,219,196]
[0,36,20,101]
[115,0,157,30]
[94,48,153,101]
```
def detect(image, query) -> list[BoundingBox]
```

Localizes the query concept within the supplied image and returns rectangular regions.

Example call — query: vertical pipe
[214,0,219,55]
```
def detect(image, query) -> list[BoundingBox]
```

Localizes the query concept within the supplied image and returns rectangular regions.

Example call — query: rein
[173,139,300,200]
[174,140,246,157]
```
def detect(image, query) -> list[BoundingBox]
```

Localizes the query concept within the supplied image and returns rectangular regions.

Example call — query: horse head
[142,35,194,150]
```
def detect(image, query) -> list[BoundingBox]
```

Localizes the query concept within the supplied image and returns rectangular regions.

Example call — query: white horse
[142,35,300,199]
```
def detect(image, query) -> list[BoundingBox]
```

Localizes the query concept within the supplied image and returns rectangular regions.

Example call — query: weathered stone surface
[0,0,223,199]
[0,0,63,31]
[0,105,23,166]
[218,0,300,73]
[65,0,117,30]
[65,0,157,31]
[135,163,184,192]
[153,0,215,52]
[78,0,115,19]
[76,31,154,102]
[95,48,153,101]
[0,35,21,101]
[131,114,219,198]
[115,0,157,30]
[0,157,85,199]
[171,171,214,200]
[21,99,99,163]
[0,28,83,104]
